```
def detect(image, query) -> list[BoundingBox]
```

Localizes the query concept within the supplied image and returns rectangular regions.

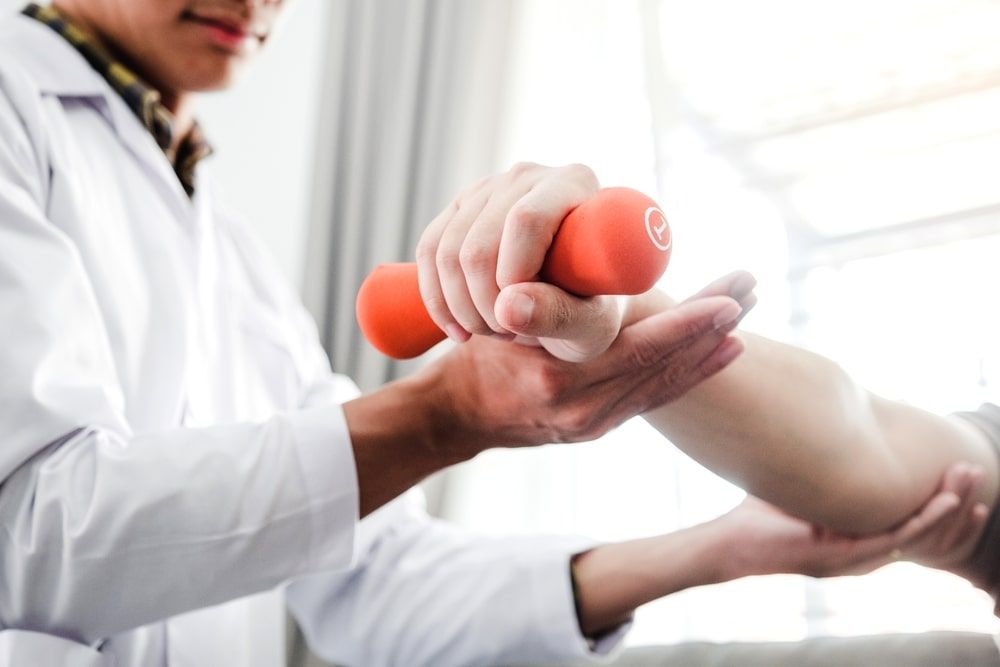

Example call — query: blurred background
[5,0,1000,657]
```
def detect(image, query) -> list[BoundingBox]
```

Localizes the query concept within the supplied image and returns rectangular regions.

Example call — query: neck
[161,93,195,151]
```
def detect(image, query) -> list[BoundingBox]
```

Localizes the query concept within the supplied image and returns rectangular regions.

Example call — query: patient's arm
[574,463,985,636]
[634,289,999,541]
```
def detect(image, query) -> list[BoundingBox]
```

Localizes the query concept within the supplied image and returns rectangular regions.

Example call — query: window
[441,0,1000,644]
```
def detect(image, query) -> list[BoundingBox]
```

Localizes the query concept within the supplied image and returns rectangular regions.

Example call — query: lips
[182,10,267,43]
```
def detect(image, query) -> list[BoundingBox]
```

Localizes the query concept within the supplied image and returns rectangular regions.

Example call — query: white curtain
[301,0,517,393]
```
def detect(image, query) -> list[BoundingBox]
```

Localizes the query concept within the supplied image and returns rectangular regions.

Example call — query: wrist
[343,372,469,516]
[407,362,480,465]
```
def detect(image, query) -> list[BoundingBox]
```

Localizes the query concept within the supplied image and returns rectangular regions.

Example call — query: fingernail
[729,272,757,298]
[713,302,743,329]
[445,324,470,343]
[507,293,534,327]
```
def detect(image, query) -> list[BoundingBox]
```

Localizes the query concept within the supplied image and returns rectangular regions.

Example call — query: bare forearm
[572,523,733,636]
[343,374,464,517]
[648,334,906,531]
[636,289,998,533]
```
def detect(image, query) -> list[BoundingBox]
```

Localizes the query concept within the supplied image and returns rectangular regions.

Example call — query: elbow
[807,457,916,535]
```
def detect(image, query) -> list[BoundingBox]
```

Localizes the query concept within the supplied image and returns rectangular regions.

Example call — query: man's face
[60,0,286,95]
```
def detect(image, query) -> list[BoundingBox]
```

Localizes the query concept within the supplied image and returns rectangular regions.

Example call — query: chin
[173,61,250,93]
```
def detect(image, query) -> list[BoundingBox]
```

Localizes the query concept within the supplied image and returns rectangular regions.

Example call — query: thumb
[495,282,623,362]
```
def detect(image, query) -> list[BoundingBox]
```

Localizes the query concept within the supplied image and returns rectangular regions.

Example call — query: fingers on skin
[496,164,599,289]
[686,272,759,331]
[595,323,744,427]
[809,469,981,575]
[693,334,745,379]
[603,296,743,375]
[690,270,758,302]
[937,463,983,548]
[892,491,961,546]
[952,502,990,551]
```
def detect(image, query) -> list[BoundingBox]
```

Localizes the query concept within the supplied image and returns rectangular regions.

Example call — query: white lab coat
[0,13,626,667]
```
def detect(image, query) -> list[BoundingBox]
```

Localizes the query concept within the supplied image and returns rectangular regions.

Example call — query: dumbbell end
[356,263,445,359]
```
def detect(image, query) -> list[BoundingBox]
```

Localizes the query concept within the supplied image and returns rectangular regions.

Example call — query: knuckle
[507,204,549,240]
[564,162,599,189]
[558,407,595,441]
[415,235,438,264]
[464,176,491,197]
[550,297,574,331]
[508,161,540,179]
[534,364,569,404]
[436,244,463,274]
[458,241,495,276]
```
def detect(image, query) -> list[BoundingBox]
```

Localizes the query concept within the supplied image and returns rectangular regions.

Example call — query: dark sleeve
[953,404,1000,606]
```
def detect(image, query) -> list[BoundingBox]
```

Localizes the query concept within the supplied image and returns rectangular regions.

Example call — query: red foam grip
[356,187,671,359]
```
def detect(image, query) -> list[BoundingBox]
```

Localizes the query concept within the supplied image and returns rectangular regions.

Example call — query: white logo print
[644,207,671,252]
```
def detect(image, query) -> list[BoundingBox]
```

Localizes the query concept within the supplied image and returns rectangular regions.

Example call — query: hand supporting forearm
[572,471,985,637]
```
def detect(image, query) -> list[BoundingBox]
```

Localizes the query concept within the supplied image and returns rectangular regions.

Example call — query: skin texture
[47,0,983,640]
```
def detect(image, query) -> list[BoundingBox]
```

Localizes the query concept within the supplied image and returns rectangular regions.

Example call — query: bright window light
[442,0,1000,646]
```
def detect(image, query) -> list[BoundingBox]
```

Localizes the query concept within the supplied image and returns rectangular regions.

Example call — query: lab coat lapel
[101,94,195,220]
[7,15,194,222]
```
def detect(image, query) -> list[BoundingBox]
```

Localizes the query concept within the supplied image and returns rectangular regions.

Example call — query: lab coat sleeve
[265,234,629,665]
[286,491,630,667]
[0,83,358,644]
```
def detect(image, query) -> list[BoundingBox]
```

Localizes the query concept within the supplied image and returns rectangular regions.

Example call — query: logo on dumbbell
[644,206,671,252]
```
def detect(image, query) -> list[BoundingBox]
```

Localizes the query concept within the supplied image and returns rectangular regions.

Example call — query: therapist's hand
[718,462,987,579]
[345,273,750,516]
[569,463,984,637]
[418,281,746,461]
[416,162,628,362]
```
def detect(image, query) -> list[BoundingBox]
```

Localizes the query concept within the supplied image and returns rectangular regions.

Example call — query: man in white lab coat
[0,2,978,666]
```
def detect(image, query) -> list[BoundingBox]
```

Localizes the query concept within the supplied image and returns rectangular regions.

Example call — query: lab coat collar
[2,14,108,98]
[3,14,195,213]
